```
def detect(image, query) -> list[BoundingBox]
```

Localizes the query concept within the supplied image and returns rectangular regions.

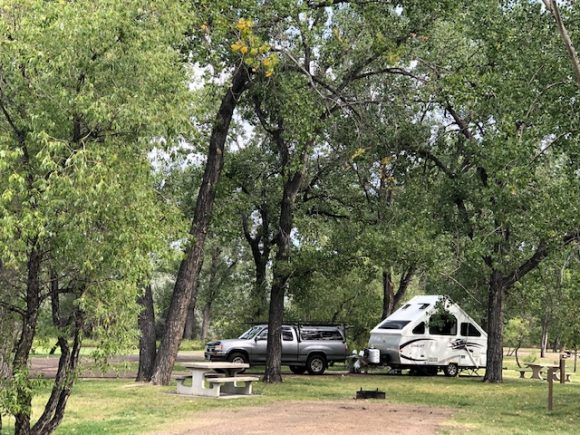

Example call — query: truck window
[428,314,457,336]
[300,329,321,340]
[282,328,294,341]
[256,327,295,341]
[460,322,481,337]
[239,325,263,340]
[299,328,343,341]
[412,322,425,334]
[378,320,410,330]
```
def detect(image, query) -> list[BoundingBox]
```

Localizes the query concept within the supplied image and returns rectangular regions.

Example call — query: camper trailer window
[428,314,457,336]
[412,322,425,334]
[402,304,411,310]
[460,322,481,337]
[419,303,430,310]
[379,320,410,330]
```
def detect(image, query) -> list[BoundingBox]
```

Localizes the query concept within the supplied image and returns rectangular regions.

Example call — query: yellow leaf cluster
[230,18,277,78]
[236,18,253,33]
[380,156,393,166]
[351,147,366,160]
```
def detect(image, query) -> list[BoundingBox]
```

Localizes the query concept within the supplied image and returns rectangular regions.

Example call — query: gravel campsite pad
[161,400,455,435]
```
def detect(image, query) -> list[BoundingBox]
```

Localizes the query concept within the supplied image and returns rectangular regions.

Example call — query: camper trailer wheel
[306,354,326,375]
[444,363,459,377]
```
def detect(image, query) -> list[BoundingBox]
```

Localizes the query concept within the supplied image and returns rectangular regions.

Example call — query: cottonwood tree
[149,1,283,385]
[403,1,580,382]
[0,1,190,432]
[248,0,458,382]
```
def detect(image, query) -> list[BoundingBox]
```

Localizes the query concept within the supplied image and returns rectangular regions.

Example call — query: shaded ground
[158,400,455,435]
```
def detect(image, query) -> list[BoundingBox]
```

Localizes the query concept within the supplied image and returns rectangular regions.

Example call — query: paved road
[31,351,206,379]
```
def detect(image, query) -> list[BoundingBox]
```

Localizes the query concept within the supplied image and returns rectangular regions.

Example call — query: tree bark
[483,270,505,383]
[382,269,394,319]
[182,300,196,340]
[31,320,82,434]
[14,244,42,435]
[242,207,271,320]
[263,159,307,383]
[150,65,250,385]
[200,301,212,341]
[136,285,156,382]
[540,317,549,358]
[382,265,416,319]
[542,0,580,86]
[199,246,221,340]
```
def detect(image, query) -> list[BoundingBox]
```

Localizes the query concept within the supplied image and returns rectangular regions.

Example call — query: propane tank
[368,348,380,364]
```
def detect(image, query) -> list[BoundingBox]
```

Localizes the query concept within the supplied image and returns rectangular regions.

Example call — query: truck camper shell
[368,295,487,376]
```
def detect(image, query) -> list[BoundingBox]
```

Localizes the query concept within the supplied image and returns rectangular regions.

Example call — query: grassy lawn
[2,368,579,434]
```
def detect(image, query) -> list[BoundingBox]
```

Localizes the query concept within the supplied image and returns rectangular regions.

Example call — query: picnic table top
[526,363,560,369]
[184,361,249,370]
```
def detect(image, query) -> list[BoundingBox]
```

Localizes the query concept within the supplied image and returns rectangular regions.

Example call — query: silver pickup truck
[204,324,349,375]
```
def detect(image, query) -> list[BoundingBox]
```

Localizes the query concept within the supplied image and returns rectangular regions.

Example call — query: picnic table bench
[176,361,259,398]
[514,368,533,379]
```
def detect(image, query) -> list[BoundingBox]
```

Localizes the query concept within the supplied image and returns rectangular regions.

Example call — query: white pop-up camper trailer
[368,295,487,376]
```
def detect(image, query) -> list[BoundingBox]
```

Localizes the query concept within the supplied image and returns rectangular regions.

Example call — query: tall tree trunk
[31,316,83,435]
[382,265,416,319]
[136,285,156,382]
[182,300,196,340]
[242,207,271,320]
[253,258,269,320]
[199,246,221,340]
[483,270,505,383]
[263,168,306,383]
[150,65,249,385]
[540,317,549,358]
[382,269,394,319]
[200,301,212,341]
[14,245,42,435]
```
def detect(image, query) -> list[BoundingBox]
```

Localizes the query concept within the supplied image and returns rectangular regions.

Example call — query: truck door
[281,327,298,362]
[252,327,269,363]
[252,327,297,363]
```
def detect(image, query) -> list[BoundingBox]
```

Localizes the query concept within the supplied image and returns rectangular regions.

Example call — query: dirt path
[158,400,454,435]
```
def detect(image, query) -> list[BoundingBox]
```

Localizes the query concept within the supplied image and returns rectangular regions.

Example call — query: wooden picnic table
[176,361,259,397]
[526,363,560,381]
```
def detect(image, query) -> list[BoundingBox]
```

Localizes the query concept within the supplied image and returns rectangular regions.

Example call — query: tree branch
[503,231,580,290]
[543,0,580,86]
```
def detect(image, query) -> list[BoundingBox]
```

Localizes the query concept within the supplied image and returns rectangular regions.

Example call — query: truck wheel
[444,363,459,377]
[289,365,307,375]
[227,351,249,373]
[306,354,326,375]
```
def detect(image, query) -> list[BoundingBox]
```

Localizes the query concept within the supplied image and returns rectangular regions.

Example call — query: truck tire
[227,351,249,373]
[444,363,459,377]
[306,354,326,375]
[289,365,307,375]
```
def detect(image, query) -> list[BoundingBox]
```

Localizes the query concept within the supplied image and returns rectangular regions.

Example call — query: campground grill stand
[356,388,386,399]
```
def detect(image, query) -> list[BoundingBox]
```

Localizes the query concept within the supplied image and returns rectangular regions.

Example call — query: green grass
[2,368,579,434]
